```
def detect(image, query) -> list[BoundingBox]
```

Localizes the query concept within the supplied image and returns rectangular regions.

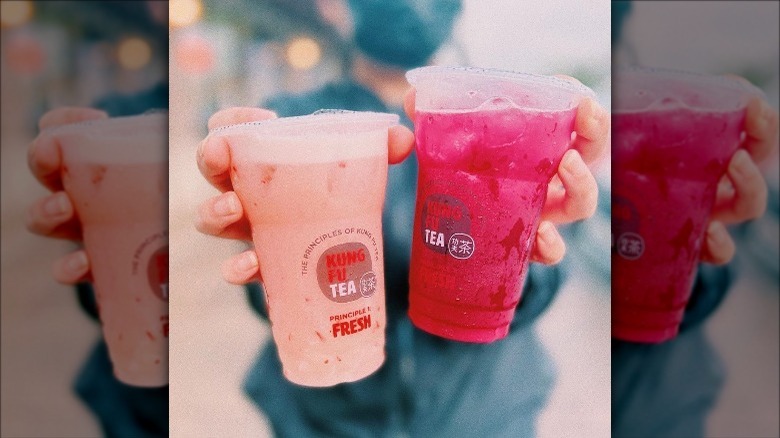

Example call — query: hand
[702,90,779,265]
[26,107,109,284]
[195,108,415,284]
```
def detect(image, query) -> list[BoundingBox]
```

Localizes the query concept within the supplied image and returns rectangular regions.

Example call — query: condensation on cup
[612,67,765,343]
[45,112,169,386]
[210,110,398,387]
[406,66,595,343]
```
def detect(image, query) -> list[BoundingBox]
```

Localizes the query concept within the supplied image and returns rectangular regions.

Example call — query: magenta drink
[48,113,168,386]
[612,68,761,343]
[212,111,398,387]
[406,67,594,343]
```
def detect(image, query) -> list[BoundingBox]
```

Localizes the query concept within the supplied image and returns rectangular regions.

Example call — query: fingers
[542,149,598,224]
[199,108,278,192]
[700,221,736,265]
[207,107,277,131]
[388,125,415,164]
[197,135,234,192]
[195,192,252,240]
[52,250,90,284]
[37,107,108,131]
[30,108,108,191]
[530,221,566,265]
[552,76,610,164]
[572,98,610,164]
[28,131,64,191]
[403,88,416,121]
[26,192,82,240]
[712,149,767,223]
[27,132,62,191]
[221,250,262,285]
[742,96,779,163]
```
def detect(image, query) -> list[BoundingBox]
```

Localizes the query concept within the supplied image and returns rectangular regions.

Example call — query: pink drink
[52,113,168,386]
[215,111,397,387]
[612,68,758,343]
[406,67,594,343]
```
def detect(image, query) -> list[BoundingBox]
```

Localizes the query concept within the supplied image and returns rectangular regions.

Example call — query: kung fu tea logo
[421,194,475,259]
[317,242,377,303]
[613,195,644,260]
[147,245,169,302]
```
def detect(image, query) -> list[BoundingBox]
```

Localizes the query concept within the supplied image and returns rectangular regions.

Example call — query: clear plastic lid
[48,110,167,134]
[213,110,399,164]
[48,111,167,164]
[613,66,765,113]
[406,66,595,112]
[210,109,399,136]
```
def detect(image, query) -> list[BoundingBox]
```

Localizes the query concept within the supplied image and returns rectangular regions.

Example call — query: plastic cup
[50,112,169,387]
[212,110,398,387]
[612,67,762,343]
[406,66,594,343]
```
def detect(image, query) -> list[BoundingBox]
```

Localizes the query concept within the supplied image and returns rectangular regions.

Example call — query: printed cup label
[131,231,169,339]
[421,194,474,259]
[147,245,169,302]
[329,305,373,338]
[316,242,376,303]
[448,233,475,259]
[613,195,644,260]
[616,232,645,260]
[132,230,169,302]
[297,226,384,340]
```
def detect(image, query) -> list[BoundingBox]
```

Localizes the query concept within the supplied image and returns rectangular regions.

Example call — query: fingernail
[707,221,726,246]
[761,99,773,118]
[729,149,751,176]
[67,252,88,272]
[579,99,599,125]
[580,97,595,113]
[538,222,555,246]
[761,106,775,128]
[237,252,258,272]
[197,139,207,159]
[754,112,769,134]
[214,194,237,216]
[561,150,587,178]
[44,193,69,216]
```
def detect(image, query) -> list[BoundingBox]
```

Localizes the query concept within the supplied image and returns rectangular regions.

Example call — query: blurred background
[168,0,611,437]
[1,1,167,436]
[614,1,779,437]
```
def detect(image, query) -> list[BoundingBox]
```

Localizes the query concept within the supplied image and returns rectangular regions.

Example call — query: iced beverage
[50,113,168,386]
[612,68,760,343]
[406,67,594,343]
[214,111,397,387]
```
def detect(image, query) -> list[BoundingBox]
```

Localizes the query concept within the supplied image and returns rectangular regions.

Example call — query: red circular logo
[147,245,169,302]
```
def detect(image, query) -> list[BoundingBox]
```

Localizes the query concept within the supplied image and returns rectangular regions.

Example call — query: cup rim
[613,65,766,114]
[209,109,399,136]
[406,65,596,99]
[45,110,168,134]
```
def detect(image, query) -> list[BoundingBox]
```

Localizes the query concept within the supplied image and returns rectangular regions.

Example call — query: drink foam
[212,111,397,164]
[47,112,168,165]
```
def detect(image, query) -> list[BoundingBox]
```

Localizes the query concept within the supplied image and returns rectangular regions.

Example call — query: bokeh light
[285,36,322,71]
[0,1,33,28]
[117,37,152,70]
[170,0,202,28]
[3,33,45,75]
[173,34,215,74]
